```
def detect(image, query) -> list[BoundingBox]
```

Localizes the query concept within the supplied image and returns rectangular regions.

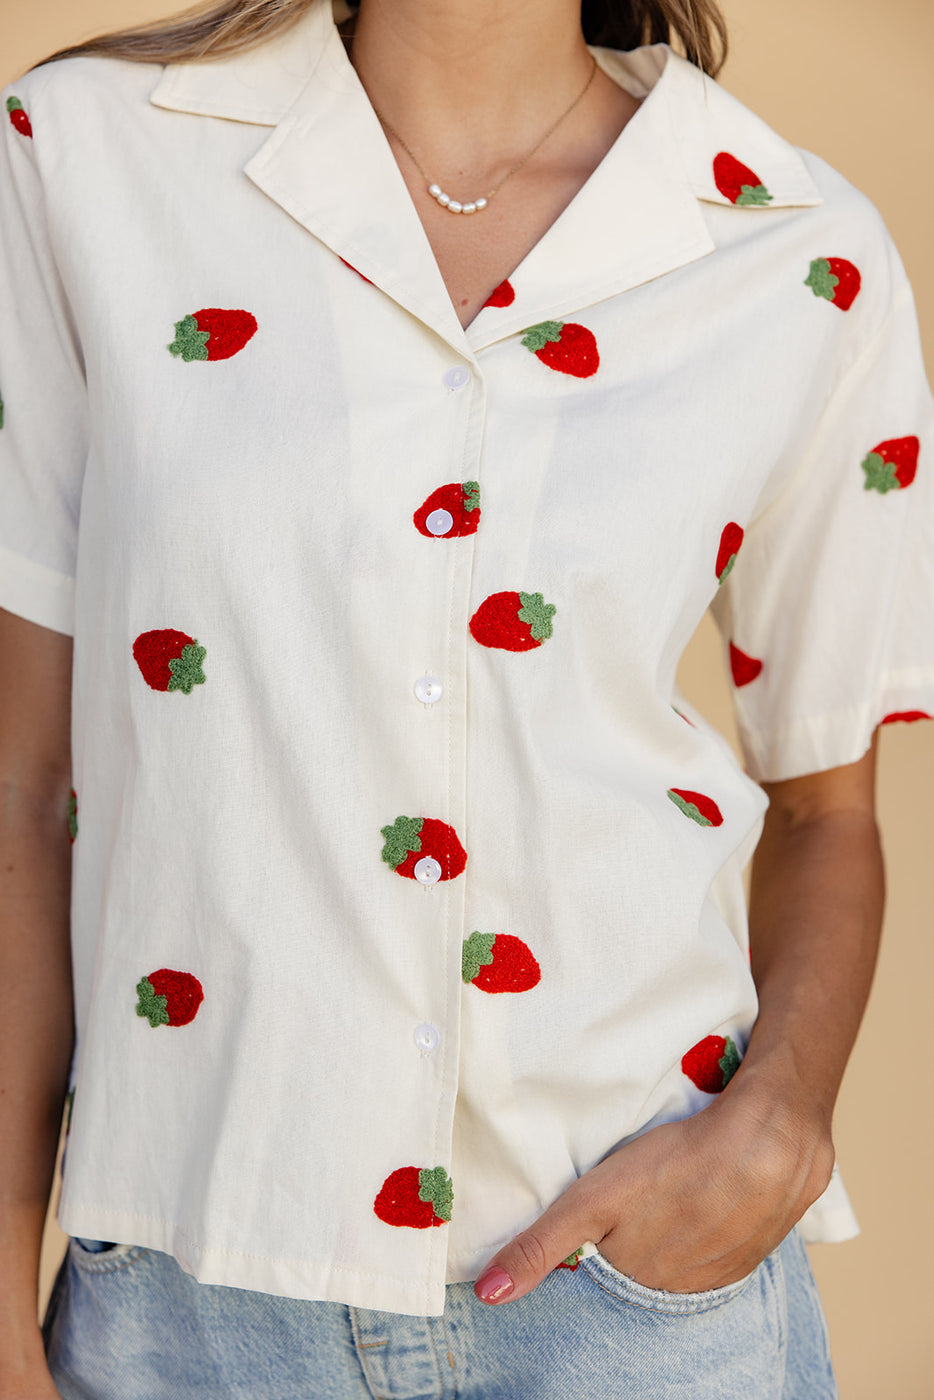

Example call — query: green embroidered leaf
[666,790,713,826]
[517,591,556,642]
[380,815,424,868]
[167,642,207,694]
[861,452,900,494]
[562,1247,584,1267]
[804,258,838,301]
[5,96,24,113]
[136,977,170,1027]
[462,931,496,983]
[718,553,737,584]
[521,321,564,353]
[735,184,773,207]
[167,314,210,361]
[418,1166,454,1222]
[462,480,481,512]
[719,1036,741,1086]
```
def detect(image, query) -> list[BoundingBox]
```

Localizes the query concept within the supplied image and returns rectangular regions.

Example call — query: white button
[414,675,443,705]
[443,366,470,389]
[414,1022,441,1054]
[425,508,454,536]
[414,856,442,885]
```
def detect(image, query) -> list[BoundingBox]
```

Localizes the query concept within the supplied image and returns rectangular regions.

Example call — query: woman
[1,0,931,1394]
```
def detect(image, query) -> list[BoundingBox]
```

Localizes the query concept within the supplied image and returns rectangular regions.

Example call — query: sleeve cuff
[0,544,74,636]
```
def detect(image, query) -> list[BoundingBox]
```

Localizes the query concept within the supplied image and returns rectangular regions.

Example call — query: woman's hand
[473,1072,835,1304]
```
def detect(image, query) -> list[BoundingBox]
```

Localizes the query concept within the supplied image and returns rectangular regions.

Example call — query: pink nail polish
[475,1266,514,1303]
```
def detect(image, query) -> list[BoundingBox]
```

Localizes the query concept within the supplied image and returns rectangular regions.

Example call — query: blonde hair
[32,0,728,77]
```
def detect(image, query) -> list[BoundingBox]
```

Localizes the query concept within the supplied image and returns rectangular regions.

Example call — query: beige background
[4,1,933,1394]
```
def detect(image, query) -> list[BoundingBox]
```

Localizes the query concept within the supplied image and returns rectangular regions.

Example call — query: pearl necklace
[366,56,599,215]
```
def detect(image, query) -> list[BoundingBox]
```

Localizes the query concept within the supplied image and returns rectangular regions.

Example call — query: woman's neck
[343,0,596,182]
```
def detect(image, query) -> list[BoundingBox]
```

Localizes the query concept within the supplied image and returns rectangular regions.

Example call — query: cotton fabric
[1,0,932,1317]
[43,1226,836,1398]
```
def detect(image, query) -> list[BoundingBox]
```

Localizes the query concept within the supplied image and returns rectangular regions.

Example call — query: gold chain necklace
[359,54,599,216]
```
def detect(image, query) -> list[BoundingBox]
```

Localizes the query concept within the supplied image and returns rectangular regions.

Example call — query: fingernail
[475,1266,514,1303]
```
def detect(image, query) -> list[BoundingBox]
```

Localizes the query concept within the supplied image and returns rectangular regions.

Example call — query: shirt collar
[149,0,823,355]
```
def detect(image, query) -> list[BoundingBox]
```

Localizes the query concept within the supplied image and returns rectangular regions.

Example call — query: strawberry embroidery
[682,1033,741,1093]
[136,969,204,1027]
[667,788,724,827]
[380,815,467,881]
[729,642,763,687]
[716,522,744,584]
[483,279,515,309]
[133,629,206,693]
[804,258,861,311]
[881,710,932,725]
[521,321,599,378]
[339,256,374,286]
[861,436,920,493]
[374,1166,453,1228]
[414,481,481,538]
[5,96,32,139]
[469,591,556,651]
[462,932,541,993]
[555,1247,584,1271]
[713,152,772,206]
[167,308,257,361]
[67,788,78,843]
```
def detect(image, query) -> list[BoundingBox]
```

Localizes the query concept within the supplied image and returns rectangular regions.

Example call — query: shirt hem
[0,545,75,636]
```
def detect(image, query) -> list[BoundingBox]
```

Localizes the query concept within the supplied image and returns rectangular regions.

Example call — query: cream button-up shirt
[2,0,932,1317]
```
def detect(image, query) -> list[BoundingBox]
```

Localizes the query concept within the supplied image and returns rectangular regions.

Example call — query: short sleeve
[0,76,87,636]
[710,244,934,783]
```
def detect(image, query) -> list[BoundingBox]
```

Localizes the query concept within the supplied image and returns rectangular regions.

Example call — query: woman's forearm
[735,799,885,1126]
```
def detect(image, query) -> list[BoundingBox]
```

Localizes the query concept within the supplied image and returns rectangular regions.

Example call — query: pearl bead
[428,183,442,197]
[448,200,462,213]
[462,202,477,215]
[475,197,488,210]
[437,192,450,206]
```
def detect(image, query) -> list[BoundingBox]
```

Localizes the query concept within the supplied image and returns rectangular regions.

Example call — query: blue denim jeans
[43,1225,837,1398]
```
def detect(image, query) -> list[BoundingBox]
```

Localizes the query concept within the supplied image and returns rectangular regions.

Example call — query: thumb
[473,1198,594,1305]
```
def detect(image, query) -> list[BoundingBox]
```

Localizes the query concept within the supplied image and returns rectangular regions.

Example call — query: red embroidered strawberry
[555,1247,584,1271]
[716,522,744,584]
[729,642,763,687]
[667,788,724,827]
[380,815,467,881]
[682,1033,741,1093]
[713,152,772,206]
[6,96,32,138]
[136,969,204,1027]
[374,1166,453,1228]
[861,436,920,493]
[804,257,861,311]
[462,931,541,993]
[483,279,515,309]
[469,591,556,651]
[167,308,257,361]
[881,710,932,725]
[67,788,78,843]
[5,96,32,138]
[414,481,481,538]
[133,629,206,693]
[521,321,599,378]
[339,256,374,286]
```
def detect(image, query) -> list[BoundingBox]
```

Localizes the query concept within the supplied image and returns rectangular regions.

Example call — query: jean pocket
[69,1236,150,1274]
[580,1246,762,1316]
